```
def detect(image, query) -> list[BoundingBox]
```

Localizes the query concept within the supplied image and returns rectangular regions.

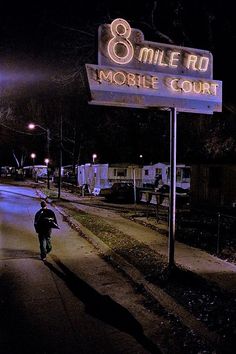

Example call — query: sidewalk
[40,189,236,295]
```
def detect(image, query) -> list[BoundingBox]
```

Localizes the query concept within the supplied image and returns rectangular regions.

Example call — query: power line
[0,122,44,136]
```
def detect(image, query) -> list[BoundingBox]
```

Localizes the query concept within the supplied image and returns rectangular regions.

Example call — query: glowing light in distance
[92,154,97,163]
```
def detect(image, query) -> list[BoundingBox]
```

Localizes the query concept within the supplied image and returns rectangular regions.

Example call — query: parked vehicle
[105,182,135,203]
[158,184,190,208]
[158,184,189,195]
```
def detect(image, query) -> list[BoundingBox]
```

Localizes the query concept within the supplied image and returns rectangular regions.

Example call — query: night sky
[0,1,234,86]
[0,0,235,166]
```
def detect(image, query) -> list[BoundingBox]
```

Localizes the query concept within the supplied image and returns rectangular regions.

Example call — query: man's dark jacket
[34,208,58,233]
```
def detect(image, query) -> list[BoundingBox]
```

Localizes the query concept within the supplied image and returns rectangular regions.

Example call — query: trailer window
[114,168,127,177]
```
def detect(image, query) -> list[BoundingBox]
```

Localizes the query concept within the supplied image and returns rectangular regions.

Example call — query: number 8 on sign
[107,18,134,65]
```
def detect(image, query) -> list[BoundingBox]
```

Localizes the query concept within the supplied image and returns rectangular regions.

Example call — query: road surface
[0,185,160,354]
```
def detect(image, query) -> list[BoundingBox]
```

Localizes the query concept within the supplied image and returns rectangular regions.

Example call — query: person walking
[34,200,59,261]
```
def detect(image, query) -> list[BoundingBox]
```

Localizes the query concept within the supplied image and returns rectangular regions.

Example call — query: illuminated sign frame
[86,18,222,114]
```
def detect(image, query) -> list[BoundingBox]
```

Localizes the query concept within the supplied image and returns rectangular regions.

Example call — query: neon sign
[106,19,210,74]
[98,69,158,90]
[167,78,218,95]
[86,18,222,113]
[98,18,213,79]
[107,18,134,65]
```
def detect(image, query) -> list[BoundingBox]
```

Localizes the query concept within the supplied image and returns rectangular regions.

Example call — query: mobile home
[142,162,190,189]
[77,163,142,194]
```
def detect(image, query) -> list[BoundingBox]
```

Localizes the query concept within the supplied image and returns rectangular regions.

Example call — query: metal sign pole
[133,167,137,204]
[168,107,177,268]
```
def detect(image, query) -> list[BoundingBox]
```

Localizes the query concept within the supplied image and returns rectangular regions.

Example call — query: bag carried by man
[44,217,60,229]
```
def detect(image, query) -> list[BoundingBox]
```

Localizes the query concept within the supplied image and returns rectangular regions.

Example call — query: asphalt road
[0,185,161,354]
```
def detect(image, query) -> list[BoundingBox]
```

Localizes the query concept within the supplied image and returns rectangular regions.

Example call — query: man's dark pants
[38,230,52,259]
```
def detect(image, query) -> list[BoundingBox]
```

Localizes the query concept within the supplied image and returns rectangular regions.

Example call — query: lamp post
[28,123,51,189]
[133,167,137,204]
[31,153,36,180]
[44,158,50,189]
[92,153,97,164]
[30,153,36,166]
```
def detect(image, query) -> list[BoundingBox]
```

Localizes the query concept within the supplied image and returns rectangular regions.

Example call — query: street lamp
[30,153,36,166]
[92,153,97,164]
[28,123,50,160]
[44,158,50,189]
[28,123,51,189]
[31,153,36,181]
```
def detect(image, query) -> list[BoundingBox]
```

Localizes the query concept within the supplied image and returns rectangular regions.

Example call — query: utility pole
[58,116,63,199]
